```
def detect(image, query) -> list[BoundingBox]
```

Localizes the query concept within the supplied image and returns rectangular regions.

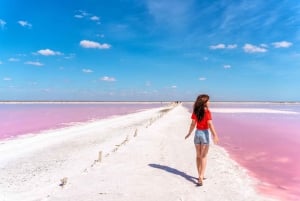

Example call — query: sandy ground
[0,104,278,201]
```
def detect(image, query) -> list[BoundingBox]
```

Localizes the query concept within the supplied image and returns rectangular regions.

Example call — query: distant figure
[185,94,219,186]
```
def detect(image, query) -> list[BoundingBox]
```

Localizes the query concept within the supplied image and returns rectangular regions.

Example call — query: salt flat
[0,104,277,201]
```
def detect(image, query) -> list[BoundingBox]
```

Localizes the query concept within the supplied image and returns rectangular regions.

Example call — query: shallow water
[184,102,300,201]
[0,102,165,141]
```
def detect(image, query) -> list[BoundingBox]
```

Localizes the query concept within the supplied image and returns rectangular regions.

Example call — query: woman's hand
[186,120,196,140]
[213,135,219,144]
[185,133,191,139]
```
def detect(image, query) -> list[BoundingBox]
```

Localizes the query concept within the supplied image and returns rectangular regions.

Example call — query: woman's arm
[208,120,219,144]
[185,120,196,139]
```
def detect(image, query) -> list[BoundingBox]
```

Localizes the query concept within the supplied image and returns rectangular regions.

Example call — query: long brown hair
[193,94,209,121]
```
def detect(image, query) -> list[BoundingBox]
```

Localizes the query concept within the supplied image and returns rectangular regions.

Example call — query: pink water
[0,102,165,141]
[185,103,300,201]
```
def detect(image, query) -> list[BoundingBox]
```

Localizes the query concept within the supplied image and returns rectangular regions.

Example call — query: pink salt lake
[1,102,299,200]
[0,102,165,140]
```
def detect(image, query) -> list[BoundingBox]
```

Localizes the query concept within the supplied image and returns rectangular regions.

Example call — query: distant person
[185,94,219,186]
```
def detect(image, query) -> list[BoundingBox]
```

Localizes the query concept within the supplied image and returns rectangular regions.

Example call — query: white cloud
[171,85,177,88]
[8,58,20,62]
[37,49,62,56]
[224,65,231,69]
[75,10,100,24]
[209,44,225,49]
[209,44,237,50]
[199,77,206,81]
[3,77,12,81]
[227,44,237,49]
[0,19,6,29]
[25,61,44,66]
[90,16,101,24]
[80,40,111,49]
[100,76,116,82]
[78,10,89,16]
[74,10,89,18]
[90,16,100,21]
[260,43,268,48]
[243,44,267,53]
[18,20,32,28]
[74,14,84,18]
[82,69,93,73]
[272,41,293,48]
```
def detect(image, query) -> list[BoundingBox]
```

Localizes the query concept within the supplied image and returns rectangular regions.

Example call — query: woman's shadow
[148,163,198,185]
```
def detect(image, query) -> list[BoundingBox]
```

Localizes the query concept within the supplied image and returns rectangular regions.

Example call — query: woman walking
[185,94,219,186]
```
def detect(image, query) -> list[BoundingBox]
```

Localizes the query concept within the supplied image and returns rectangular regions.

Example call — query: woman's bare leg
[199,145,209,181]
[195,144,201,179]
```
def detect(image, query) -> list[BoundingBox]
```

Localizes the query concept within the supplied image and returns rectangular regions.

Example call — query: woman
[185,94,219,186]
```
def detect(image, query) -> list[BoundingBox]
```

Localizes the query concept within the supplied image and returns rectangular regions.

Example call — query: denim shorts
[194,129,210,145]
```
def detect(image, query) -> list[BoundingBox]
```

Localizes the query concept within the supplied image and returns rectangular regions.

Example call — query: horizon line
[1,100,300,103]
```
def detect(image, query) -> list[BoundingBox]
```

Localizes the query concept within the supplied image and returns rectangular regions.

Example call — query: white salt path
[0,105,278,201]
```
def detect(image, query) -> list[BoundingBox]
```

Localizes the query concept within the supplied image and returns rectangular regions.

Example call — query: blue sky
[1,0,300,101]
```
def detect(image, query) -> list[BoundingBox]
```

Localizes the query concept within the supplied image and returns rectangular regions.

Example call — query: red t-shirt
[191,109,212,130]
